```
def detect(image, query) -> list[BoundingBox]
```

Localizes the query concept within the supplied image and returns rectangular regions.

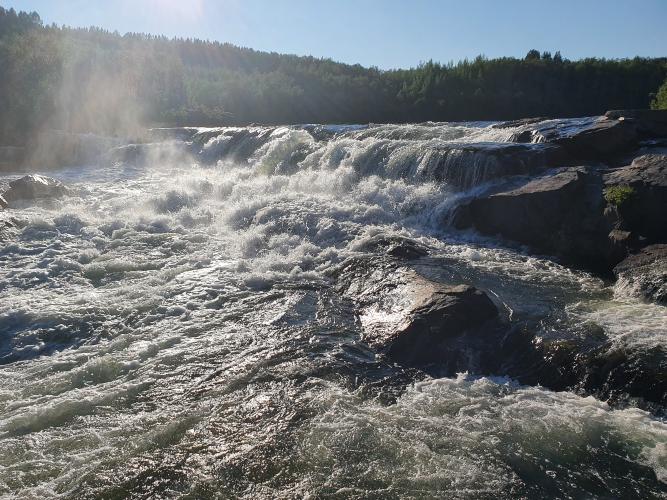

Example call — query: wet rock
[604,154,667,242]
[382,281,499,364]
[509,117,638,159]
[582,345,667,409]
[453,167,622,272]
[353,234,428,260]
[614,245,667,304]
[491,117,550,129]
[605,109,667,138]
[2,175,71,206]
[424,142,569,189]
[334,258,499,365]
[499,323,667,411]
[0,194,7,210]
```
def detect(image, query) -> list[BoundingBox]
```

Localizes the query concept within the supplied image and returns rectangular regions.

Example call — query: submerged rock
[2,175,71,207]
[614,245,667,304]
[453,167,621,271]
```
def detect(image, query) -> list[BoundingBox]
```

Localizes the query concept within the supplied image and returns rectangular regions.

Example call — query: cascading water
[0,120,665,498]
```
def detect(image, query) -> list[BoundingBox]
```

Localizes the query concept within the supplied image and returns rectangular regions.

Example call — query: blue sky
[3,0,666,69]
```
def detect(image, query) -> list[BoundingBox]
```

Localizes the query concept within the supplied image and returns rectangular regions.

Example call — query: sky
[2,0,666,69]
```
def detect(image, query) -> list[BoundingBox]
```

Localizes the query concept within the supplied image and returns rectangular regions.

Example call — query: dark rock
[0,194,7,210]
[2,175,71,206]
[614,245,667,304]
[491,117,550,129]
[334,258,499,365]
[605,109,667,138]
[382,281,499,364]
[582,345,667,409]
[499,322,667,411]
[453,167,623,272]
[509,117,638,159]
[353,234,428,260]
[422,142,569,189]
[604,154,667,242]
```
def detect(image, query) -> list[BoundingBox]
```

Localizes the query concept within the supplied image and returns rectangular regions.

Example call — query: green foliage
[604,185,636,207]
[651,78,667,110]
[1,5,666,145]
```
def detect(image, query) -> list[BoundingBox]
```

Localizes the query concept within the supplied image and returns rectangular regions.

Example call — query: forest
[1,6,666,145]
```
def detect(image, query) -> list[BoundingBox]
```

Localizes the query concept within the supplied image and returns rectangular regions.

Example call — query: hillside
[1,6,666,144]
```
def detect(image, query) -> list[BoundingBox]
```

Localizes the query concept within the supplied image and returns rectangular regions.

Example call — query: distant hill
[1,6,666,144]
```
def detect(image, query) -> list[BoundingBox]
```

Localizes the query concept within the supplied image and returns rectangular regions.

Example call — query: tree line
[0,6,665,145]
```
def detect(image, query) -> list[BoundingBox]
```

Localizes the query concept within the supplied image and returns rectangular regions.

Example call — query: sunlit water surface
[0,121,665,498]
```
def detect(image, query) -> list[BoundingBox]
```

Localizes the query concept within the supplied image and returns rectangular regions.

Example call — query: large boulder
[452,167,623,271]
[381,281,499,364]
[334,258,499,365]
[510,117,638,159]
[613,245,667,304]
[2,174,71,207]
[605,109,667,138]
[604,154,667,242]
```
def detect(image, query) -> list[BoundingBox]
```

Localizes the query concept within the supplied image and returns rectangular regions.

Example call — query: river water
[0,121,665,498]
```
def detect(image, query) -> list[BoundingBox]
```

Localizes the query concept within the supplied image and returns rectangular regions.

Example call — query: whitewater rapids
[0,121,665,498]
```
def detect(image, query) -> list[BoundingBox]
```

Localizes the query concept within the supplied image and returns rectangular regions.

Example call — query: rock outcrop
[452,167,623,271]
[333,256,500,366]
[508,116,639,159]
[379,280,499,364]
[604,154,667,242]
[2,174,71,207]
[423,142,569,189]
[614,245,667,304]
[605,109,667,138]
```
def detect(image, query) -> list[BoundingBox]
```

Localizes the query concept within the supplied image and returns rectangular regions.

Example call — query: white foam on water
[296,375,667,497]
[0,120,665,497]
